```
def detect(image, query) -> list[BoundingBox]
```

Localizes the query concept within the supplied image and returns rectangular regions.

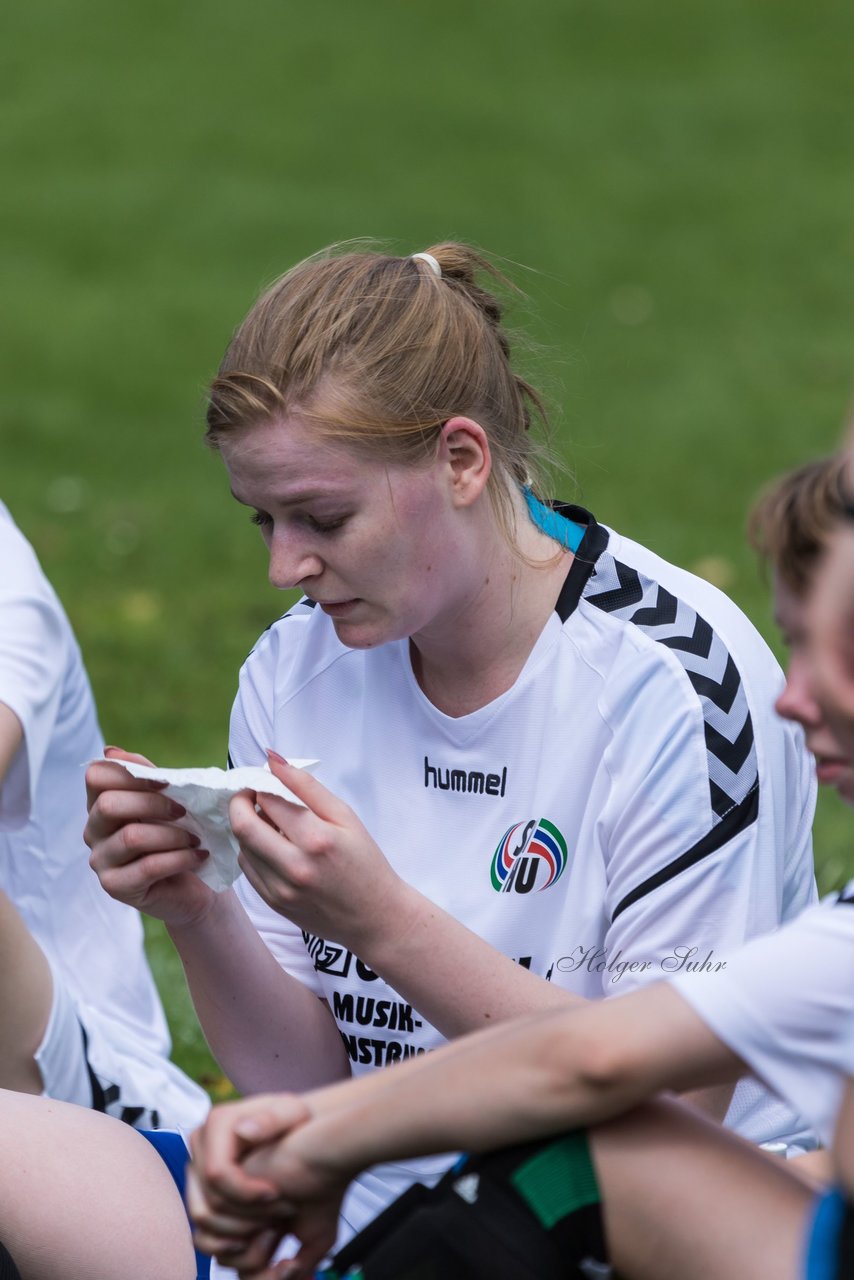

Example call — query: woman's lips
[317,599,359,618]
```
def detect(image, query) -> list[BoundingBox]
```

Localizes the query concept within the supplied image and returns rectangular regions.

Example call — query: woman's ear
[438,417,492,507]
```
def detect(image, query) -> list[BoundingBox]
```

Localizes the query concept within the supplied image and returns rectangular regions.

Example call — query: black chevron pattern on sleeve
[704,716,755,774]
[687,653,740,714]
[630,585,678,628]
[611,783,759,921]
[585,561,644,613]
[583,551,759,827]
[659,613,714,657]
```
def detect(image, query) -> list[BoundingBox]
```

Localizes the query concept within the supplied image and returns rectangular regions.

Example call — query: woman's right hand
[188,1093,349,1279]
[84,747,216,925]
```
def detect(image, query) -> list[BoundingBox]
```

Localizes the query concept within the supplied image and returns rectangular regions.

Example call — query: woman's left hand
[229,751,413,955]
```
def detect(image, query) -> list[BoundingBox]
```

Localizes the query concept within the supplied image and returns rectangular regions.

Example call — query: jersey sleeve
[0,522,69,828]
[228,622,324,997]
[594,620,815,999]
[669,896,854,1146]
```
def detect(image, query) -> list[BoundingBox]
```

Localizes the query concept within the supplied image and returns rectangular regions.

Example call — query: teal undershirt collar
[523,489,586,553]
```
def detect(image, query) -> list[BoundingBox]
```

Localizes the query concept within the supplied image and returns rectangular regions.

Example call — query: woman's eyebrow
[229,487,338,507]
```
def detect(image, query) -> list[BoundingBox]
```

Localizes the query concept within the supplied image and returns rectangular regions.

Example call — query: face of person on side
[220,411,493,652]
[774,572,854,806]
[806,443,854,761]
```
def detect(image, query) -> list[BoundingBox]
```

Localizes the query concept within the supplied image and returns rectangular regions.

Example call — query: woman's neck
[410,514,574,718]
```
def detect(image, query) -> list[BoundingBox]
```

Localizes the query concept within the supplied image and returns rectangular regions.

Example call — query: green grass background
[3,0,853,1089]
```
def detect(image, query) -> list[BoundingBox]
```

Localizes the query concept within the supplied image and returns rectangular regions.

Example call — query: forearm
[357,883,580,1038]
[168,891,349,1093]
[296,985,739,1176]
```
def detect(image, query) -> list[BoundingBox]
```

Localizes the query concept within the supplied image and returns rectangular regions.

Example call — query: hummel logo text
[424,755,507,797]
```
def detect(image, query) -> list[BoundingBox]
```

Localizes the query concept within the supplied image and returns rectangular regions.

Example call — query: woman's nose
[267,529,323,591]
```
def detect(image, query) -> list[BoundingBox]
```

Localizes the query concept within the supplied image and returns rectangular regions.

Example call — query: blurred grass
[3,0,854,1086]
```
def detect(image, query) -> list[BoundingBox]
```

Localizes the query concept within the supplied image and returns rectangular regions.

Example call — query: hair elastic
[410,252,442,278]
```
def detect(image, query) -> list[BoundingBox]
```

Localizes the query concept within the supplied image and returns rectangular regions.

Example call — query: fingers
[189,1096,311,1213]
[87,795,206,890]
[186,1163,275,1226]
[86,765,211,911]
[229,1099,313,1148]
[88,787,190,839]
[225,1228,282,1275]
[194,1222,283,1273]
[190,1197,273,1241]
[228,797,317,912]
[230,787,345,881]
[85,748,160,810]
[104,745,156,766]
[98,844,209,901]
[85,766,176,844]
[85,766,199,878]
[288,1217,340,1278]
[264,751,351,825]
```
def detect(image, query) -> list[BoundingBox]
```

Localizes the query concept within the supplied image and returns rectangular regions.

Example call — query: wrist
[349,878,427,972]
[283,1104,364,1184]
[167,884,235,938]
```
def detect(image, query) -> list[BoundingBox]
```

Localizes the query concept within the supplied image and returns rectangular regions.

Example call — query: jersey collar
[552,503,610,622]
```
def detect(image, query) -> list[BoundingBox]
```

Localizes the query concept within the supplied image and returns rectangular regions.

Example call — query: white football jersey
[229,504,817,1237]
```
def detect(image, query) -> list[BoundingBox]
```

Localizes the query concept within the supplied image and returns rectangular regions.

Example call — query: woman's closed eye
[301,512,350,535]
[249,510,350,535]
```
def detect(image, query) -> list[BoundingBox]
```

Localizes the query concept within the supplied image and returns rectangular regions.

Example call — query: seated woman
[85,244,816,1237]
[186,450,854,1279]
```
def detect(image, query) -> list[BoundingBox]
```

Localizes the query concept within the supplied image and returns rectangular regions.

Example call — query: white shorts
[35,958,210,1131]
[34,961,93,1108]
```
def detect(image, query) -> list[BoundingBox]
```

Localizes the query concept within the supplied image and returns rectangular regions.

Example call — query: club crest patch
[490,819,568,893]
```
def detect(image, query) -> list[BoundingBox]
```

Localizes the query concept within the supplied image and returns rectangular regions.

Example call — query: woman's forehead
[220,415,423,505]
[222,413,360,472]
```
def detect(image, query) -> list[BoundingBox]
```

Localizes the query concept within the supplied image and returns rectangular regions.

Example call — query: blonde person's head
[206,243,554,546]
[747,454,849,596]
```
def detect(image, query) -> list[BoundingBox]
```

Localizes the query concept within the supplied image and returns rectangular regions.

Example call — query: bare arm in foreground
[189,982,760,1274]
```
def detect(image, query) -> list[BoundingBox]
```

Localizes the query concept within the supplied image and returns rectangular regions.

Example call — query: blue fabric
[523,490,586,552]
[139,1129,212,1280]
[805,1187,846,1280]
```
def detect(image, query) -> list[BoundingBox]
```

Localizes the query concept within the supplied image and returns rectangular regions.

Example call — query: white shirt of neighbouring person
[672,881,854,1148]
[0,501,209,1129]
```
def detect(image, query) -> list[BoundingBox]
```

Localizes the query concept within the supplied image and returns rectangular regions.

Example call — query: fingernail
[194,848,209,862]
[168,801,188,819]
[267,748,289,766]
[235,1118,262,1138]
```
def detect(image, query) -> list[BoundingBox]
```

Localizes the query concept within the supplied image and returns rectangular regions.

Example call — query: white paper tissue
[104,759,319,892]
